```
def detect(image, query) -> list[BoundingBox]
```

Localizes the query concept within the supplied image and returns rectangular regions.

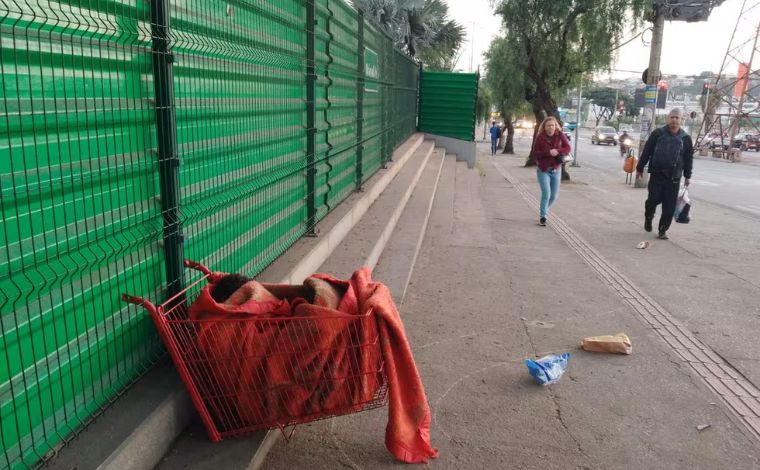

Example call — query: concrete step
[372,148,448,304]
[155,139,437,470]
[46,134,425,470]
[250,143,448,469]
[316,140,436,278]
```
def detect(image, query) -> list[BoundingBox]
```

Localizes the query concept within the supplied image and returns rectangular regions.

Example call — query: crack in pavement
[519,305,591,462]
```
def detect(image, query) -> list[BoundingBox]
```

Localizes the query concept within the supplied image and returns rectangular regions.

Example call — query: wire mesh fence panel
[313,0,360,219]
[0,1,418,468]
[361,21,385,181]
[171,1,309,278]
[0,2,165,469]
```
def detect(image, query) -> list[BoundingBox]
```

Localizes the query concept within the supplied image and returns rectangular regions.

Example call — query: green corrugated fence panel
[0,2,165,469]
[0,1,419,468]
[362,21,386,176]
[418,71,478,141]
[171,1,310,276]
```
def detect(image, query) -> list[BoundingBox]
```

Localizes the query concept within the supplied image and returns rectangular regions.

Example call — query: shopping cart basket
[123,260,388,441]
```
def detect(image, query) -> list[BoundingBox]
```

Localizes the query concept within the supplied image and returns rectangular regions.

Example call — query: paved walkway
[259,142,760,469]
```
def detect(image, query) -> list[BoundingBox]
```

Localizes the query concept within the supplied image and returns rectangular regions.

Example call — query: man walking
[636,108,693,240]
[489,121,502,155]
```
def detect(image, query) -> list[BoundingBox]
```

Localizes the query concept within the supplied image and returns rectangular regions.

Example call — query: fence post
[150,0,184,297]
[356,9,365,190]
[416,62,423,131]
[306,0,318,233]
[381,42,388,168]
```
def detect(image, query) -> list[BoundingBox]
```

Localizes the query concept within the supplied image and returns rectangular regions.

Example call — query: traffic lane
[572,136,760,218]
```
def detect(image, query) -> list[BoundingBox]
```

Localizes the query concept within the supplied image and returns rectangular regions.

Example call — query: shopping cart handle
[121,294,157,314]
[184,259,211,275]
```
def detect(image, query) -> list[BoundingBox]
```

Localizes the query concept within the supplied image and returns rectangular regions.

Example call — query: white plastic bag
[674,188,691,223]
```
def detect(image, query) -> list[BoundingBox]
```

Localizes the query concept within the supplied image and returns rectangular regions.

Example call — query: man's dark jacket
[636,125,694,180]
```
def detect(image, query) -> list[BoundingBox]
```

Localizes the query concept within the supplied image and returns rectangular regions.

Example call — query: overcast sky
[447,0,752,78]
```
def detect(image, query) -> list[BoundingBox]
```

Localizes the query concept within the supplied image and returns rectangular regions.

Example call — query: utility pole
[572,81,582,167]
[635,8,665,188]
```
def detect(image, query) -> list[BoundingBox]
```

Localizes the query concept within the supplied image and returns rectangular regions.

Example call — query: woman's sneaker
[539,217,547,226]
[644,216,653,232]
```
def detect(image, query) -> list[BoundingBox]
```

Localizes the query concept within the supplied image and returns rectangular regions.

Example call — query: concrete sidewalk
[261,144,760,469]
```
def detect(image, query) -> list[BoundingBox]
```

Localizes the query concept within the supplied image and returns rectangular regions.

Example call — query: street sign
[645,85,657,104]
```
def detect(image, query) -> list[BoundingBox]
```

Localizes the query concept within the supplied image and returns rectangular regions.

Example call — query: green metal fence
[418,70,478,141]
[0,1,418,468]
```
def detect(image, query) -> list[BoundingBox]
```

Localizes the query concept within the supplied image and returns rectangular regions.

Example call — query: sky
[446,0,754,78]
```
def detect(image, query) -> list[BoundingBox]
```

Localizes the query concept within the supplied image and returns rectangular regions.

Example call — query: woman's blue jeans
[536,168,561,218]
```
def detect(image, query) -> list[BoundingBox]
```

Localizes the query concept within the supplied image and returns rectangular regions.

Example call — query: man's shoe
[658,231,669,240]
[539,217,546,226]
[644,217,653,232]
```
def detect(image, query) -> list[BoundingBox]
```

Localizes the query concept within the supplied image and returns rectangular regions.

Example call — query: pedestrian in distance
[531,116,571,226]
[636,108,693,240]
[489,121,502,155]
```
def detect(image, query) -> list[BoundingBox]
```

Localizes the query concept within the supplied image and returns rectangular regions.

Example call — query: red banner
[735,63,749,98]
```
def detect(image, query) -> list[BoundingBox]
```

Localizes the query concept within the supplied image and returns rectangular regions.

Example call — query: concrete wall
[424,134,476,169]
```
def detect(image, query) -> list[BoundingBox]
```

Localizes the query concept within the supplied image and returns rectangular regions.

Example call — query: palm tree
[352,0,465,70]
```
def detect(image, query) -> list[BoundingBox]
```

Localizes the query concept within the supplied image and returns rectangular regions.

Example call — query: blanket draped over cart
[188,268,437,464]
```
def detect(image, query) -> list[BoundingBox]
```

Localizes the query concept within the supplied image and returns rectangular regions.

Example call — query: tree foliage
[585,87,618,125]
[352,0,465,70]
[483,36,530,153]
[493,0,651,120]
[489,0,651,169]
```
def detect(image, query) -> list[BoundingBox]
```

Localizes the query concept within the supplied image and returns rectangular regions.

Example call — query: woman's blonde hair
[537,116,560,136]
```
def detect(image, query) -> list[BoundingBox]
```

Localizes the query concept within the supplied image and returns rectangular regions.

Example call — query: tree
[476,83,493,140]
[484,36,530,154]
[353,0,465,70]
[492,0,651,168]
[585,87,618,126]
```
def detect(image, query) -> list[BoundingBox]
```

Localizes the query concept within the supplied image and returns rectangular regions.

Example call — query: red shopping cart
[123,260,388,442]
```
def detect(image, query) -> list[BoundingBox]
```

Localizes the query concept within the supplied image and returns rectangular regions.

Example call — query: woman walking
[531,116,571,226]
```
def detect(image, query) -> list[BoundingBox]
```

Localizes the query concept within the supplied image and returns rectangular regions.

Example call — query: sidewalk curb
[96,134,425,470]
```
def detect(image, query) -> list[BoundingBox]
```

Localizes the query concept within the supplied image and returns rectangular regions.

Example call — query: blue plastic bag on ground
[525,353,570,386]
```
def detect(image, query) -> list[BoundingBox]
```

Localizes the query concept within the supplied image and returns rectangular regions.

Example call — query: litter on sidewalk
[581,333,633,355]
[637,241,651,249]
[525,353,570,385]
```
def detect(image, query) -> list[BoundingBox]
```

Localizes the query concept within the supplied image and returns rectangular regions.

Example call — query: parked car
[564,121,578,132]
[562,124,573,141]
[738,133,760,151]
[591,126,619,145]
[618,124,635,133]
[706,133,729,150]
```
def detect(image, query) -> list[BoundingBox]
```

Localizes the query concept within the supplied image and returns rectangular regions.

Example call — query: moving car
[591,126,619,146]
[514,119,534,129]
[564,121,578,131]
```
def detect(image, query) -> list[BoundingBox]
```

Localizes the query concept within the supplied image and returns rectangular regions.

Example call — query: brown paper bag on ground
[581,333,632,355]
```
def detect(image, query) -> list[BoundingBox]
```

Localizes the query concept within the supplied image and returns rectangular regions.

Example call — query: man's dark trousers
[645,172,680,233]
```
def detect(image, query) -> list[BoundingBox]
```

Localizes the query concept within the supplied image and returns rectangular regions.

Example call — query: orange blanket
[188,268,437,464]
